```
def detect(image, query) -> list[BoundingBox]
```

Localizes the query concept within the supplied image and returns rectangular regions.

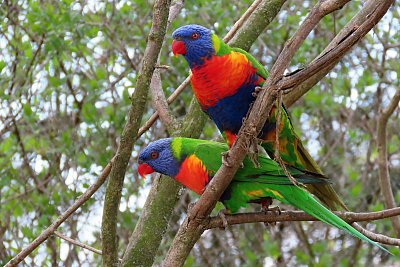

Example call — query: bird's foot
[260,198,281,226]
[222,151,243,168]
[221,151,231,167]
[263,205,281,215]
[252,86,264,97]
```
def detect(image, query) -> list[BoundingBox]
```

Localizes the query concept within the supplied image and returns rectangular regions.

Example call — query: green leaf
[81,102,97,123]
[23,104,33,117]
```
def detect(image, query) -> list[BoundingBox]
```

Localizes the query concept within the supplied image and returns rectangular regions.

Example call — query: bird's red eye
[150,151,159,159]
[191,32,199,39]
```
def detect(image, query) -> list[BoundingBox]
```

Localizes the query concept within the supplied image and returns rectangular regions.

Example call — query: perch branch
[163,1,356,266]
[206,209,400,246]
[377,90,400,237]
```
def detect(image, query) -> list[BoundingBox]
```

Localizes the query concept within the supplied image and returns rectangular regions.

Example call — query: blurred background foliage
[0,0,399,266]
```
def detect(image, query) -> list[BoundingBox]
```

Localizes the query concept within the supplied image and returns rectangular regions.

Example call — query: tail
[261,105,348,211]
[281,186,390,254]
[297,141,349,211]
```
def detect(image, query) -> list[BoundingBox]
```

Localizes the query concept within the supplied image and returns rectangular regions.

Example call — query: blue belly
[203,77,275,137]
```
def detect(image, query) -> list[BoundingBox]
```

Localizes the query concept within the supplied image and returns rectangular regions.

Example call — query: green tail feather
[280,185,390,254]
[296,142,349,211]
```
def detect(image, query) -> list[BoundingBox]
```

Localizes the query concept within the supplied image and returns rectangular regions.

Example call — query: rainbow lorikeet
[137,137,388,253]
[171,24,346,210]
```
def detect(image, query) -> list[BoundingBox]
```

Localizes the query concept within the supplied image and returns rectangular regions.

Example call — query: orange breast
[175,155,210,195]
[191,52,257,107]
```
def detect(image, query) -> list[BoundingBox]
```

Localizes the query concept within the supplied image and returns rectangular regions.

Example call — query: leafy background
[0,0,399,266]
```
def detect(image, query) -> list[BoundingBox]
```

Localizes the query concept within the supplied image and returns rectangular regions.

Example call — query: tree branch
[4,158,115,267]
[53,231,121,260]
[207,207,400,226]
[283,0,393,106]
[207,209,400,246]
[377,90,400,237]
[122,1,282,265]
[150,68,178,133]
[163,1,394,265]
[101,0,172,266]
[136,0,284,140]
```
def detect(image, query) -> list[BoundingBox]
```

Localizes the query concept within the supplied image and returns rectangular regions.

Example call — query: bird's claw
[260,198,281,227]
[264,205,281,215]
[221,151,230,167]
[252,86,264,97]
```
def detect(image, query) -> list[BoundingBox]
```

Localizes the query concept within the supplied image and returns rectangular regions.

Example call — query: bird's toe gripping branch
[260,198,281,227]
[252,86,264,97]
[221,151,243,168]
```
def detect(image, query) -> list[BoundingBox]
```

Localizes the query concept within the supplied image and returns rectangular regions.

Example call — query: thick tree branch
[163,1,394,266]
[136,0,284,140]
[4,158,114,267]
[377,90,400,237]
[101,1,172,266]
[122,1,283,266]
[284,0,393,106]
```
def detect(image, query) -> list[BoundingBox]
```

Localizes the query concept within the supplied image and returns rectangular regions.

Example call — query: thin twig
[377,90,400,237]
[53,231,120,260]
[4,157,115,267]
[207,207,400,227]
[222,0,262,42]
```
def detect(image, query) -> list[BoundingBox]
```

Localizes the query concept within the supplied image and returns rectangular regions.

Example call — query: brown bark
[163,1,394,266]
[377,90,400,237]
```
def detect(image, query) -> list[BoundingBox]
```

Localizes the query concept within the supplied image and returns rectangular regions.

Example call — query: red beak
[138,163,154,179]
[172,40,186,56]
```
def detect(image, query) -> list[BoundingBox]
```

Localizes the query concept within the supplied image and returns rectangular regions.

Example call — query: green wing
[191,141,329,186]
[233,47,347,211]
[232,47,269,79]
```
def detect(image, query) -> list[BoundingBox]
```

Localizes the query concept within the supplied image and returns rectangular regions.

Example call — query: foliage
[0,0,398,266]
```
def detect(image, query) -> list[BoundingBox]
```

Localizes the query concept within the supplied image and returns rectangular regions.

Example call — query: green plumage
[230,38,347,211]
[172,138,389,253]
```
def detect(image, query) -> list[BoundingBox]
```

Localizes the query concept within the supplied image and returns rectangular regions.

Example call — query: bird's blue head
[172,24,214,68]
[138,138,181,179]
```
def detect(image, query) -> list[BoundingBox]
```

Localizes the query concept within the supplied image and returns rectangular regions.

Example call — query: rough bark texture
[229,0,286,51]
[163,0,394,266]
[121,1,287,266]
[283,0,391,106]
[377,90,400,237]
[101,1,172,266]
[121,98,207,267]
